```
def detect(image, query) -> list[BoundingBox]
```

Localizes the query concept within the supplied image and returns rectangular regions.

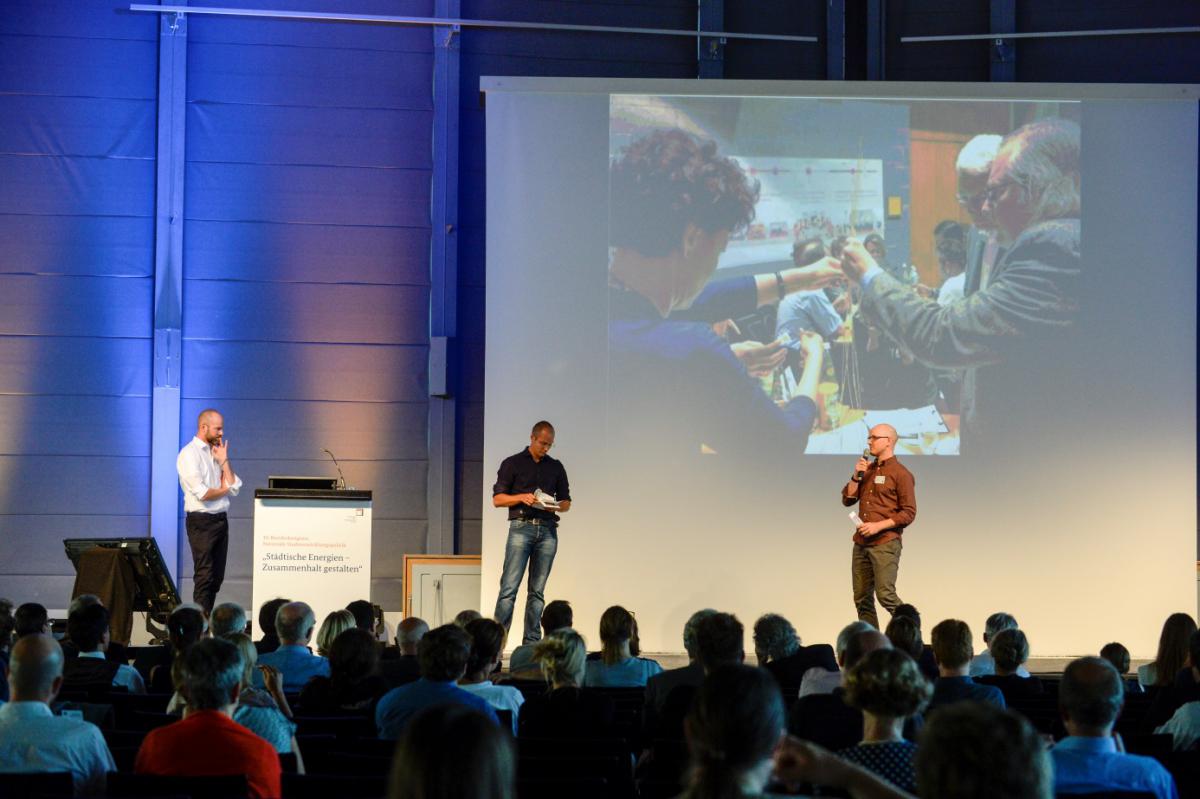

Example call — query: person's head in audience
[257,597,290,642]
[329,627,381,689]
[209,602,247,639]
[834,621,876,668]
[599,605,637,665]
[752,613,800,665]
[955,133,1004,230]
[14,602,50,638]
[844,648,931,738]
[933,220,967,279]
[885,615,924,662]
[179,637,243,715]
[984,117,1080,246]
[682,609,718,664]
[417,624,472,684]
[454,609,482,628]
[792,237,828,268]
[1059,656,1124,737]
[276,601,317,648]
[990,628,1029,677]
[168,605,209,653]
[829,235,849,260]
[892,604,921,629]
[69,594,102,616]
[1099,642,1131,676]
[316,609,357,658]
[389,704,516,799]
[916,702,1051,799]
[982,612,1018,649]
[682,664,785,799]
[396,617,429,656]
[540,600,573,638]
[931,619,973,677]
[8,633,64,704]
[533,629,587,689]
[463,618,507,683]
[346,600,376,636]
[1151,612,1196,687]
[841,629,892,684]
[226,632,260,694]
[694,612,744,674]
[67,603,110,654]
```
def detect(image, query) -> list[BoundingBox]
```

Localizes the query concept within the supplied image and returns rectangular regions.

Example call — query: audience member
[677,664,785,799]
[932,220,967,306]
[375,624,498,740]
[135,637,282,799]
[210,602,247,639]
[60,595,129,665]
[454,609,483,627]
[508,599,572,674]
[976,628,1043,703]
[801,620,874,698]
[1051,657,1177,799]
[754,613,837,691]
[1099,641,1141,693]
[891,604,939,680]
[518,629,617,739]
[382,616,428,688]
[224,633,297,755]
[299,627,388,715]
[345,599,377,638]
[584,605,663,687]
[1155,631,1200,750]
[388,704,515,799]
[0,634,115,795]
[315,609,357,658]
[14,602,50,638]
[62,602,146,694]
[149,605,208,694]
[969,612,1023,677]
[652,612,746,742]
[255,601,330,691]
[643,609,716,736]
[1139,612,1196,689]
[927,619,1004,711]
[254,597,289,655]
[838,648,931,793]
[883,615,937,684]
[458,618,524,734]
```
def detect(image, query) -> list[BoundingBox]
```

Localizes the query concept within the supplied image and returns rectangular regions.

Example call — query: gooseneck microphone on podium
[855,447,870,481]
[323,448,347,490]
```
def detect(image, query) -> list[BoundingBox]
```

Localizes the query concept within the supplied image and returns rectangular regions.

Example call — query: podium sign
[252,488,372,634]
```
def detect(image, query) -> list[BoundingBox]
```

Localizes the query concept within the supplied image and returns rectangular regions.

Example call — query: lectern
[252,478,372,633]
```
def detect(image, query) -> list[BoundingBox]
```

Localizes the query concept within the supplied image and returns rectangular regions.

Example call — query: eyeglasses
[982,180,1027,207]
[866,435,892,442]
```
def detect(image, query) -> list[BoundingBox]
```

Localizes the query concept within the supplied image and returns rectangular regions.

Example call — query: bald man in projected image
[607,129,842,474]
[839,118,1081,453]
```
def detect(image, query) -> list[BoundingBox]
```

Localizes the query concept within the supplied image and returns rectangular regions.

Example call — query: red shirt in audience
[134,709,282,799]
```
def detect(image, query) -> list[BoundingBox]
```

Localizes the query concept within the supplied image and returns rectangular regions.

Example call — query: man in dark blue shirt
[491,420,571,646]
[927,619,1006,712]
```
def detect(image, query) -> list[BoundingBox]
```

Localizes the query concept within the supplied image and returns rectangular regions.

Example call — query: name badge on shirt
[874,475,887,484]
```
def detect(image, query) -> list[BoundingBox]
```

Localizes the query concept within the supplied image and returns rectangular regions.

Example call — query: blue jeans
[493,520,558,645]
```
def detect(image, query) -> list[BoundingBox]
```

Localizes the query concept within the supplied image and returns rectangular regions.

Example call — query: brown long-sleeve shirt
[842,455,916,547]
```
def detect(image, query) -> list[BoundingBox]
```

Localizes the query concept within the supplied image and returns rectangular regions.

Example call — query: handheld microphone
[855,447,870,481]
[323,448,347,490]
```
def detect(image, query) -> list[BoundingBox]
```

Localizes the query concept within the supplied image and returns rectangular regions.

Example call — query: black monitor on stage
[63,537,181,643]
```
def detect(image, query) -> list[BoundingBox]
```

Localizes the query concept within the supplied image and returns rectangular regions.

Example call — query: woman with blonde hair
[583,605,663,687]
[315,609,357,658]
[517,629,617,738]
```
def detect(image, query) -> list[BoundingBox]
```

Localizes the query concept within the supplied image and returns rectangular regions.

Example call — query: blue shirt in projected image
[776,290,843,341]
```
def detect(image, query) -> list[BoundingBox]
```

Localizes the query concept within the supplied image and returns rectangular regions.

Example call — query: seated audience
[299,627,389,715]
[1051,656,1177,799]
[210,602,247,639]
[14,602,50,639]
[381,616,427,688]
[518,629,617,739]
[802,620,874,698]
[891,605,939,680]
[838,647,931,793]
[643,609,716,735]
[883,615,937,684]
[255,601,330,691]
[508,599,573,675]
[976,628,1043,703]
[150,605,208,694]
[458,618,524,734]
[454,609,483,627]
[224,634,297,755]
[677,664,785,799]
[135,637,282,799]
[584,605,663,687]
[652,611,745,742]
[1155,630,1200,750]
[345,599,377,638]
[927,619,1004,711]
[754,613,837,690]
[375,624,498,740]
[0,634,115,795]
[1139,612,1196,690]
[1100,641,1142,694]
[389,704,515,799]
[254,597,289,655]
[315,609,357,658]
[62,602,146,694]
[969,611,1027,677]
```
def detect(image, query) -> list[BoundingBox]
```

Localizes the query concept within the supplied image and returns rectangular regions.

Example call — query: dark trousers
[852,538,903,630]
[186,511,228,613]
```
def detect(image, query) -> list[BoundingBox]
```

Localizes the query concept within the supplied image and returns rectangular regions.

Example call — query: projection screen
[482,78,1198,657]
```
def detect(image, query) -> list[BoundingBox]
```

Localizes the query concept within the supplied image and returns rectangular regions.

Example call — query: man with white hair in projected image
[954,133,1005,296]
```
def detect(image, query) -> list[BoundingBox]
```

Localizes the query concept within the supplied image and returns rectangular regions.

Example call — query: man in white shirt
[0,634,116,795]
[177,408,243,613]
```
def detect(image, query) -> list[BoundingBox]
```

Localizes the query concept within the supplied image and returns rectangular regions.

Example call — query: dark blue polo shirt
[493,448,571,523]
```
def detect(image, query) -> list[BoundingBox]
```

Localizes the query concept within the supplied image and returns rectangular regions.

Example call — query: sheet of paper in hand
[533,488,560,510]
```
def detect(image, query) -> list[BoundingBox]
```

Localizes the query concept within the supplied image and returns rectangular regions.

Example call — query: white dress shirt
[0,701,116,796]
[77,651,146,694]
[177,436,242,513]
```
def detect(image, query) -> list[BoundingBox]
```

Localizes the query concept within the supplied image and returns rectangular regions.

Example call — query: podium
[252,484,372,635]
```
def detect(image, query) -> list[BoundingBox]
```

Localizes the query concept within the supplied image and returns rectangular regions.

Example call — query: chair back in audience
[105,771,248,798]
[0,770,74,798]
[281,772,388,798]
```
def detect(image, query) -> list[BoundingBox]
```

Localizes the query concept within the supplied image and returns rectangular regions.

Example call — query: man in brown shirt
[842,424,917,629]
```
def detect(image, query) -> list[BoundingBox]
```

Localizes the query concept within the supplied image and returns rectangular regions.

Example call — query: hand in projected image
[730,338,787,377]
[797,331,824,361]
[789,256,846,291]
[838,239,880,283]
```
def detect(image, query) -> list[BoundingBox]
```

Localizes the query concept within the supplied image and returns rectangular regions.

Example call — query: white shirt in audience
[798,667,841,698]
[458,681,524,734]
[77,651,146,694]
[969,651,1030,678]
[1156,700,1200,751]
[0,701,116,795]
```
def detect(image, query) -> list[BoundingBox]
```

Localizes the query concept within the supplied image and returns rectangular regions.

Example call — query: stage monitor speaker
[63,537,181,644]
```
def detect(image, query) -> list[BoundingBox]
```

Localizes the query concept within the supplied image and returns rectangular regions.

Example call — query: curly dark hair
[609,129,760,258]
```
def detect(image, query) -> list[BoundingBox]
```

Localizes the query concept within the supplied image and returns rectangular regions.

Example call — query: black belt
[512,516,555,526]
[187,511,227,519]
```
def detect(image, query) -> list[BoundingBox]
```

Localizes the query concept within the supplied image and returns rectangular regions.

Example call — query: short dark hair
[181,637,243,711]
[258,597,289,639]
[418,624,472,682]
[893,604,922,627]
[990,628,1029,673]
[329,627,380,689]
[791,237,828,267]
[610,129,759,258]
[531,420,555,438]
[14,603,48,638]
[1099,642,1130,675]
[1060,657,1124,728]
[694,612,744,672]
[885,615,924,661]
[916,702,1049,799]
[168,606,208,653]
[464,618,506,677]
[930,619,973,669]
[67,603,109,652]
[540,600,573,633]
[390,704,516,799]
[345,600,375,633]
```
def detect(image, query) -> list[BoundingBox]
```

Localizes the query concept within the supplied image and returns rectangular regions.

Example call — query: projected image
[607,95,1081,459]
